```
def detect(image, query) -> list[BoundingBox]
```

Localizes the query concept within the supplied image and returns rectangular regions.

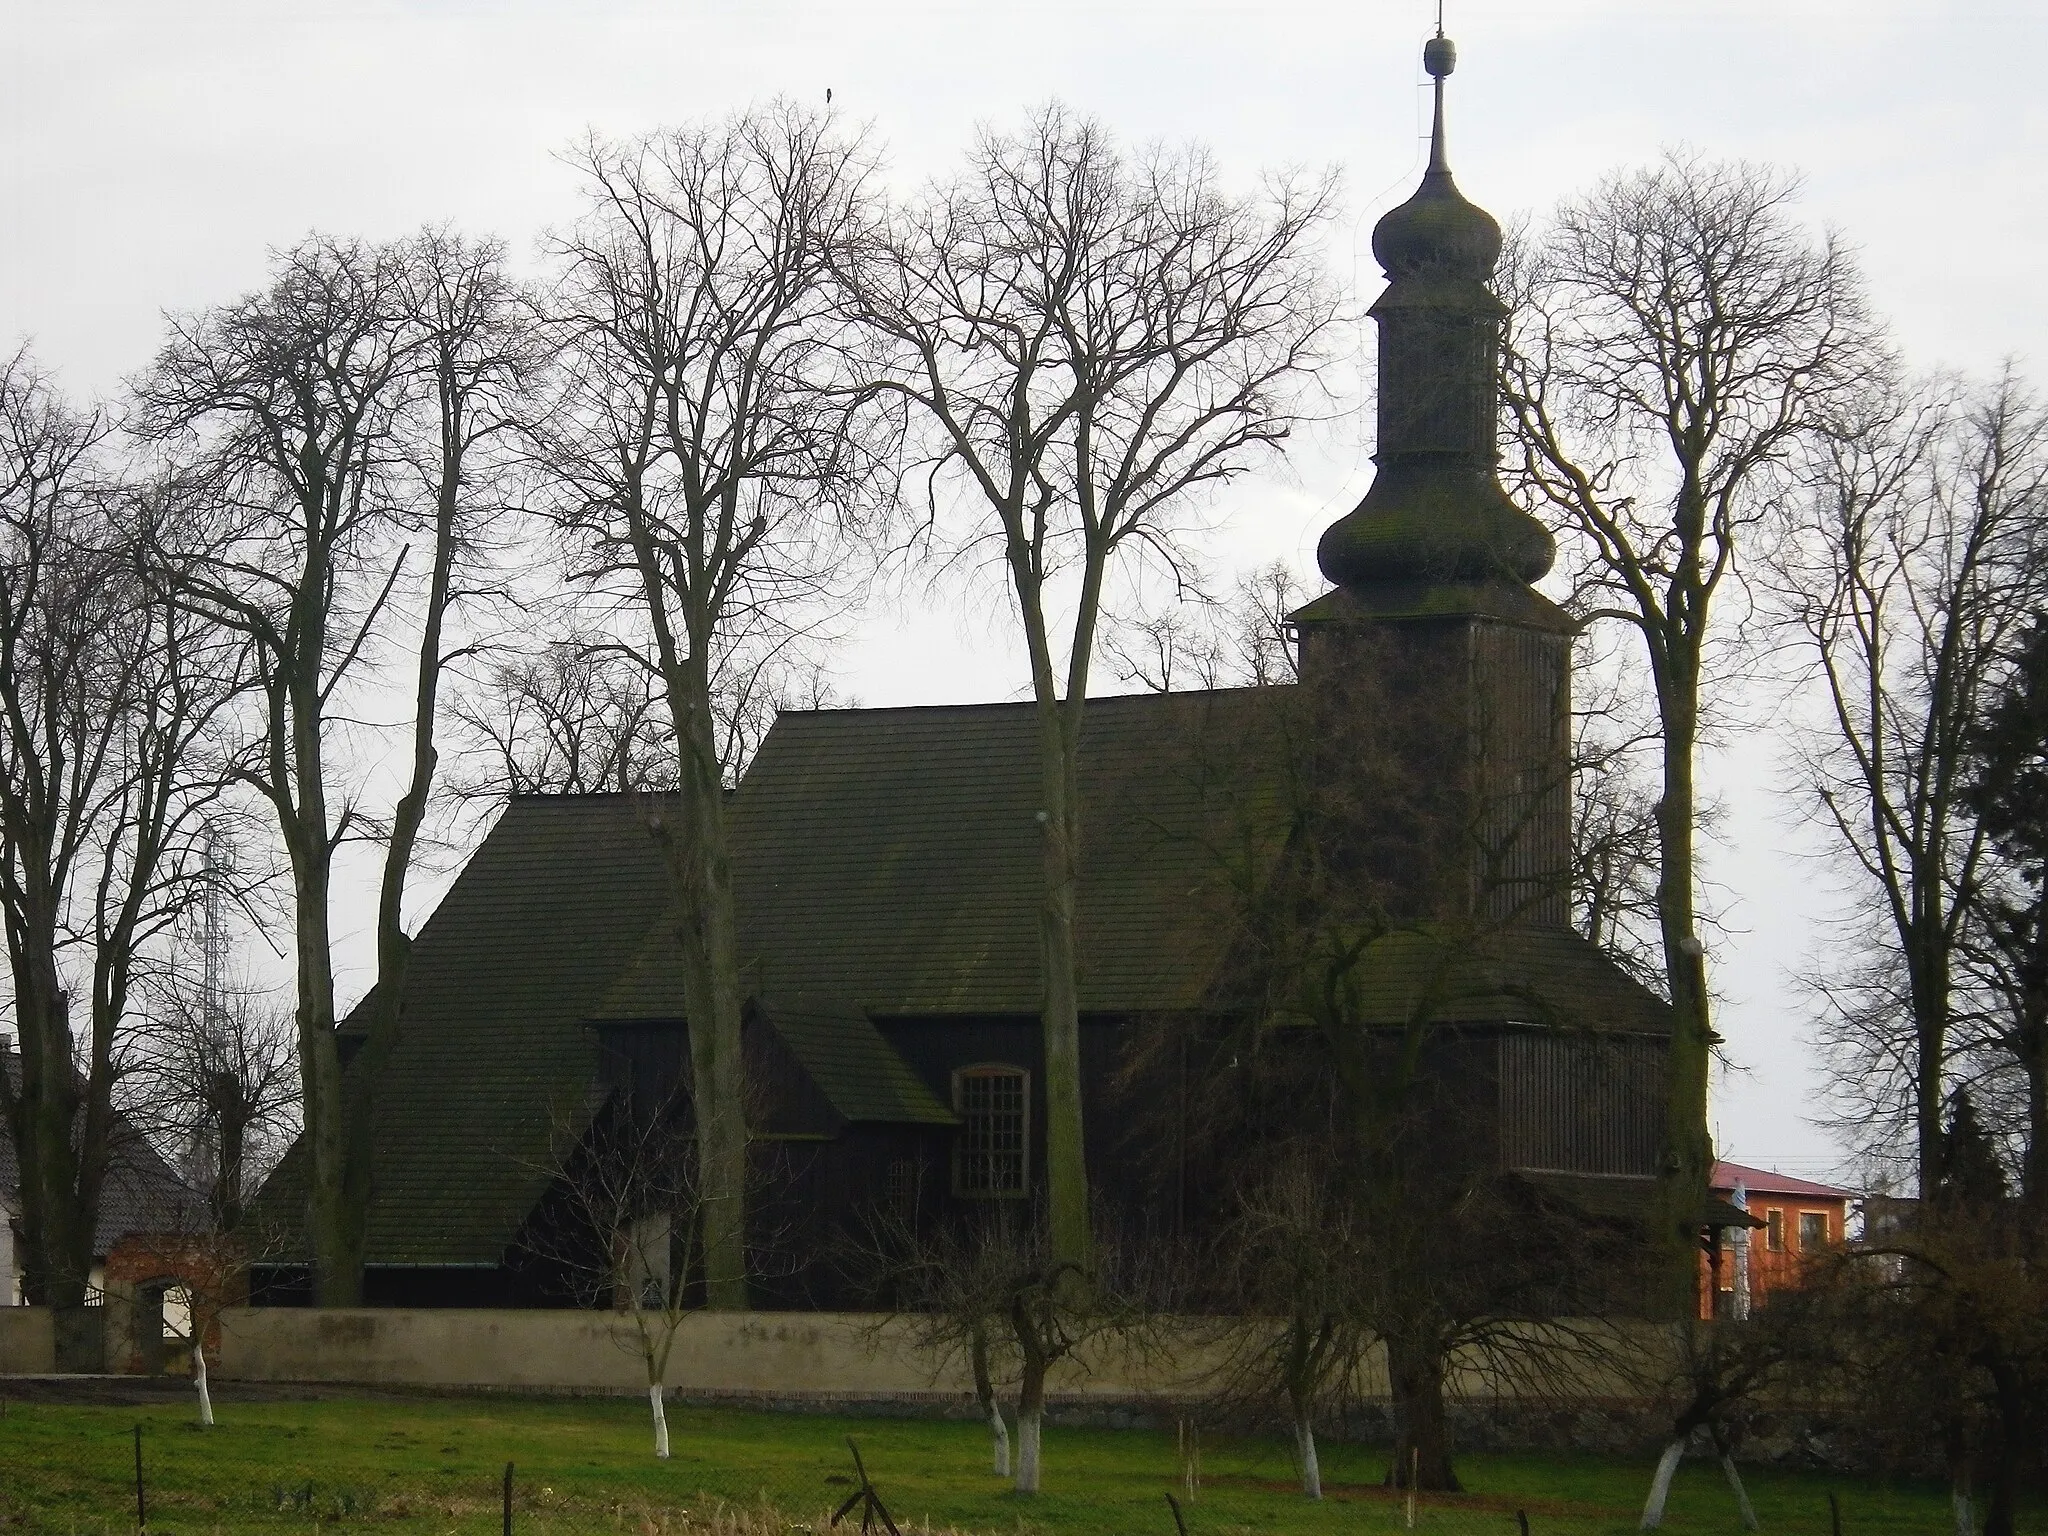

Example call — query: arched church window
[953,1065,1029,1198]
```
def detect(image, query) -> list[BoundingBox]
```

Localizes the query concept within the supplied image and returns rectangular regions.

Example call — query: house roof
[0,1046,203,1254]
[1710,1160,1853,1203]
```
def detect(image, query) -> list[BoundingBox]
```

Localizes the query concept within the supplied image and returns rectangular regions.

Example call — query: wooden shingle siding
[1499,1031,1665,1178]
[1469,620,1571,929]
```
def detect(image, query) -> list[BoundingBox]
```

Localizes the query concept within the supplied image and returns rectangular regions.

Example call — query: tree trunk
[1640,1439,1686,1530]
[335,486,460,1307]
[1719,1454,1758,1531]
[1983,1359,2024,1536]
[1292,1402,1322,1500]
[1909,924,1951,1202]
[971,1323,1009,1476]
[193,1338,214,1428]
[1947,1427,1975,1536]
[646,643,750,1313]
[649,1381,671,1459]
[292,829,349,1306]
[8,976,94,1319]
[1034,697,1091,1277]
[1014,1351,1048,1493]
[1651,688,1714,1314]
[1385,1332,1459,1492]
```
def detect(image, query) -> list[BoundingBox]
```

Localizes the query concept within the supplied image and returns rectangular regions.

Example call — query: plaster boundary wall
[207,1308,1677,1406]
[0,1307,55,1374]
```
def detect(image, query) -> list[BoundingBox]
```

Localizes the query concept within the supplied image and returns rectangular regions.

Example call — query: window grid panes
[955,1068,1028,1197]
[1798,1210,1828,1251]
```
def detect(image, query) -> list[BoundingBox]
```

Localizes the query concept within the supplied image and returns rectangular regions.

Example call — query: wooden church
[254,36,1695,1310]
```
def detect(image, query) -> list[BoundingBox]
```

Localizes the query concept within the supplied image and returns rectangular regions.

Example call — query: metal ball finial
[1423,34,1456,78]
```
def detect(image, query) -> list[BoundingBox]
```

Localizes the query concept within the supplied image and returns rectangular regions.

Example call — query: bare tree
[0,351,242,1361]
[535,104,886,1309]
[1209,1151,1372,1500]
[123,858,300,1239]
[451,634,678,797]
[858,110,1340,1273]
[1570,636,1677,993]
[1103,561,1306,694]
[135,231,529,1303]
[853,1197,1172,1496]
[345,233,534,1297]
[1631,1308,1819,1532]
[1777,368,2048,1196]
[1962,616,2048,1206]
[531,1080,708,1459]
[1501,151,1877,1290]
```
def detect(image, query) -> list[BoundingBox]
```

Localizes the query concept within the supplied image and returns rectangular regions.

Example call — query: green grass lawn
[0,1391,1987,1535]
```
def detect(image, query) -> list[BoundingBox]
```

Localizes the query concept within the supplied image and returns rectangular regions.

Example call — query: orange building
[1702,1160,1854,1318]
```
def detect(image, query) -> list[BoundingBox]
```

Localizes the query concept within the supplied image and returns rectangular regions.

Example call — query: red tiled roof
[1710,1160,1853,1202]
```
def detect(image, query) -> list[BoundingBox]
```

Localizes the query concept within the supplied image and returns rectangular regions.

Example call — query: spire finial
[1421,26,1456,176]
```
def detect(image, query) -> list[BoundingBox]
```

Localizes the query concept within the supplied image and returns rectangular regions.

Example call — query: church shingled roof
[252,684,1670,1268]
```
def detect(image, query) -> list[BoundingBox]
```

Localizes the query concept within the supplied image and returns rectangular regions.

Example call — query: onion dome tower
[1294,29,1571,928]
[1317,29,1553,593]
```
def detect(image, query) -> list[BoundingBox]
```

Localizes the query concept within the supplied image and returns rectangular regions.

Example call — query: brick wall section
[101,1233,247,1373]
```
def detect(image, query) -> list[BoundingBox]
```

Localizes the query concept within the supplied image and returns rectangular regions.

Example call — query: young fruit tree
[856,1197,1165,1495]
[856,110,1340,1275]
[522,1046,781,1460]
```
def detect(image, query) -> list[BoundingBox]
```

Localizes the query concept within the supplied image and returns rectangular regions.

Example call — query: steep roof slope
[0,1046,203,1251]
[601,687,1296,1022]
[257,796,676,1266]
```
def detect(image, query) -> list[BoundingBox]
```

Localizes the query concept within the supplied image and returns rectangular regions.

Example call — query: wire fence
[0,1395,1910,1535]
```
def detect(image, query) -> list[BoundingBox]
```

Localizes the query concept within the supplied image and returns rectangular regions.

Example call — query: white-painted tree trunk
[1015,1407,1042,1493]
[649,1382,670,1459]
[1293,1412,1322,1500]
[1953,1489,1975,1536]
[1720,1455,1758,1530]
[1641,1439,1686,1530]
[986,1400,1010,1477]
[193,1339,214,1428]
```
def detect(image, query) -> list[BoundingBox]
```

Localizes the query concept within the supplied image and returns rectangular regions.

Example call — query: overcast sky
[5,0,2043,1182]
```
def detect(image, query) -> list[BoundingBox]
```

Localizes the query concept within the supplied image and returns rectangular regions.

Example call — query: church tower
[1294,29,1572,929]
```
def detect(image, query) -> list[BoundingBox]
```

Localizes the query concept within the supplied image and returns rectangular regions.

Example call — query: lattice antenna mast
[201,831,230,1040]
